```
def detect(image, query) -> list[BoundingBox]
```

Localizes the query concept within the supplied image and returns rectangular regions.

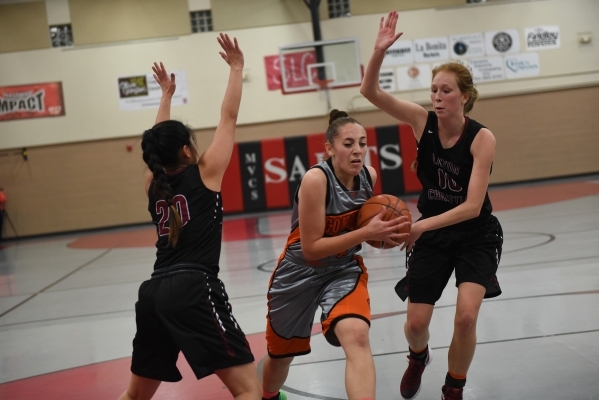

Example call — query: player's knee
[336,320,370,349]
[405,317,429,337]
[454,311,477,333]
[345,326,370,349]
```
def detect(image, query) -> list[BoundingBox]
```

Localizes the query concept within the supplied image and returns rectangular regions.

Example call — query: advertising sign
[505,52,541,79]
[485,29,520,56]
[382,40,414,66]
[396,64,432,91]
[0,82,65,121]
[469,57,505,82]
[450,33,485,58]
[525,25,560,51]
[414,37,449,63]
[117,70,188,111]
[379,69,396,92]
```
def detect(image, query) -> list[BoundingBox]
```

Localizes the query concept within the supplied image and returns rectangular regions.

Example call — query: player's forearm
[360,49,386,99]
[302,230,367,261]
[155,94,173,124]
[220,67,243,122]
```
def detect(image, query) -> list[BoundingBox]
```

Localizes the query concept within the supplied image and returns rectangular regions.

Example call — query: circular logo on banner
[453,42,468,55]
[492,32,513,52]
[407,66,420,79]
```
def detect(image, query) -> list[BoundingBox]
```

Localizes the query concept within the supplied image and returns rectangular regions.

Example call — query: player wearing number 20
[119,34,261,400]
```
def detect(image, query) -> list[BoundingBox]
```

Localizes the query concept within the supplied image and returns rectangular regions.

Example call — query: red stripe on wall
[365,126,383,195]
[261,138,290,209]
[398,124,422,193]
[221,143,244,213]
[306,132,326,167]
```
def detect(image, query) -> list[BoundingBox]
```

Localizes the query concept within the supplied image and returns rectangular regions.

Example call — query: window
[190,10,213,33]
[49,24,73,47]
[328,0,350,18]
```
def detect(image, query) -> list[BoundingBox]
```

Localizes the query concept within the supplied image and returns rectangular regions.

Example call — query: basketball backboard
[278,37,362,94]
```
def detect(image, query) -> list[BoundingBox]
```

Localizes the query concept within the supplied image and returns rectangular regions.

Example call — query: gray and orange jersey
[283,158,373,266]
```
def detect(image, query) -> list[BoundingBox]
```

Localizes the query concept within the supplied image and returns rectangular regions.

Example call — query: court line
[258,253,599,276]
[288,328,599,368]
[0,249,113,319]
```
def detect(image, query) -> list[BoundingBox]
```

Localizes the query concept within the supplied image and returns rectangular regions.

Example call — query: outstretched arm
[199,33,244,192]
[360,11,428,139]
[152,62,176,124]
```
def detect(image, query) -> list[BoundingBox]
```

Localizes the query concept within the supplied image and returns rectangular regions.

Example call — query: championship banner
[0,82,65,121]
[221,124,422,215]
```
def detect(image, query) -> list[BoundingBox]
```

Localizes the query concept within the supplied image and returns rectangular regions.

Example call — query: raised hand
[152,62,176,97]
[217,33,244,69]
[375,10,403,52]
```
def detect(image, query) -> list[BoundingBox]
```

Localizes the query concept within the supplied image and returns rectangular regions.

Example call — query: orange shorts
[266,255,370,358]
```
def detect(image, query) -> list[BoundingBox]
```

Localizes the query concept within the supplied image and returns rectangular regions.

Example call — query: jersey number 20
[156,195,190,236]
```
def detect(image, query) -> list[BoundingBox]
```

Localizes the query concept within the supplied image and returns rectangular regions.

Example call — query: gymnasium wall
[0,0,598,238]
[1,0,597,149]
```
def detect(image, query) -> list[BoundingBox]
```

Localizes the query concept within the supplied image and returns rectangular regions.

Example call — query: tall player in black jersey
[118,34,261,400]
[360,11,503,400]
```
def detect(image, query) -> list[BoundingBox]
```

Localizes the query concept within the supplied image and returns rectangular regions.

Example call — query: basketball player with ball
[262,110,411,400]
[360,11,504,400]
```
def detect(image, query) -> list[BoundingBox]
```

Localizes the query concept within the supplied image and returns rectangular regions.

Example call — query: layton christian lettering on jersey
[429,153,465,205]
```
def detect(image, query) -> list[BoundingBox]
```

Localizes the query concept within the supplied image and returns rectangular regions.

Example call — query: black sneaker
[399,348,433,399]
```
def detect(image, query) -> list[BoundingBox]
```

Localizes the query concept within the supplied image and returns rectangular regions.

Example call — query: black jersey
[415,111,493,229]
[148,165,223,273]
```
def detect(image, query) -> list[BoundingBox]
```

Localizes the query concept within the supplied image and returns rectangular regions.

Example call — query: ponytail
[141,128,184,247]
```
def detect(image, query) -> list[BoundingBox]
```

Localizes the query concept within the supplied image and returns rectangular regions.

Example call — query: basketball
[357,194,412,249]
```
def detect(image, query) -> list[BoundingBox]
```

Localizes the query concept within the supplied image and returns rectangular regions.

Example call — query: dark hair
[141,120,196,246]
[326,109,362,143]
[432,61,479,114]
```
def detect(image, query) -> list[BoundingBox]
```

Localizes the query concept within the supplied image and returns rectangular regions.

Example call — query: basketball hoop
[313,78,334,91]
[313,78,334,112]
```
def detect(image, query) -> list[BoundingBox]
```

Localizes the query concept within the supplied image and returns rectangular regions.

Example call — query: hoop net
[313,78,334,91]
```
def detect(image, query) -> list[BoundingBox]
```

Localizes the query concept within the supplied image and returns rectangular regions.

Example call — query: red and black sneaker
[399,348,433,399]
[441,385,464,400]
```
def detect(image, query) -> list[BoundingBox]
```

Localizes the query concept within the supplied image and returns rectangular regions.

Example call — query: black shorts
[131,270,255,382]
[395,215,503,305]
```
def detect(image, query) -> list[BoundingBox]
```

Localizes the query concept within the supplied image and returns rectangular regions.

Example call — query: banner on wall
[382,40,414,66]
[449,33,485,59]
[0,82,65,121]
[505,52,540,79]
[414,37,449,63]
[378,69,396,91]
[220,124,422,214]
[484,29,520,56]
[469,57,505,82]
[525,25,560,51]
[117,70,188,111]
[396,64,432,91]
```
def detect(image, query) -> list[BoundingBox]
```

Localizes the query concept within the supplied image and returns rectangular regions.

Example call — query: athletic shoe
[399,347,433,399]
[441,385,463,400]
[262,391,287,400]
